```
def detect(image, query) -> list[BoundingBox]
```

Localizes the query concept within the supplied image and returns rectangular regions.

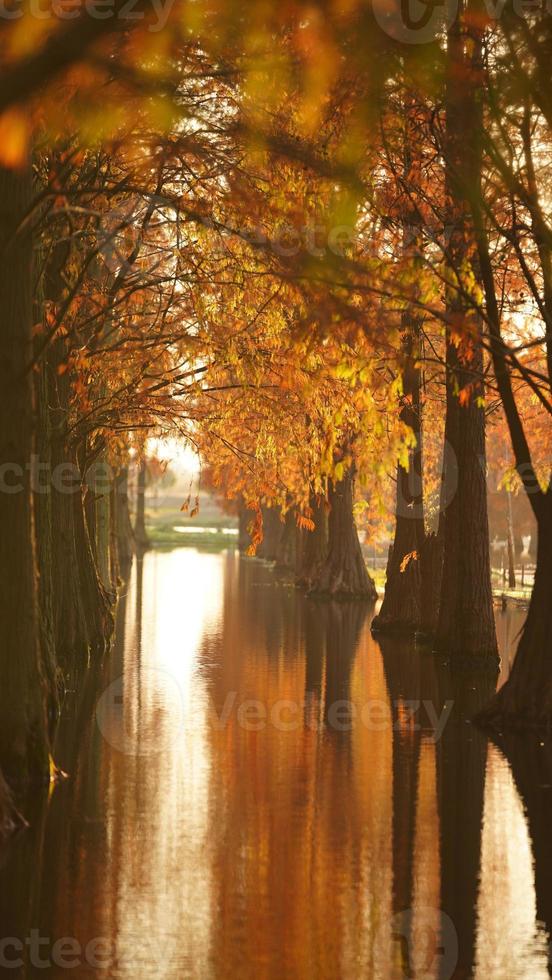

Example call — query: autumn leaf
[400,550,418,573]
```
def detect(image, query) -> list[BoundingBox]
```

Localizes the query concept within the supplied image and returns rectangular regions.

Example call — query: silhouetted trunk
[0,163,50,789]
[371,359,424,630]
[297,494,328,590]
[114,467,135,577]
[308,470,377,599]
[436,11,497,659]
[74,476,113,658]
[506,490,516,589]
[34,350,60,736]
[274,507,297,570]
[94,474,112,594]
[257,505,283,561]
[135,460,150,552]
[372,125,425,634]
[419,526,445,637]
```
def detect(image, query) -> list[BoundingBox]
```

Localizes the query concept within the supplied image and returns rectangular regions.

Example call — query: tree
[0,162,50,791]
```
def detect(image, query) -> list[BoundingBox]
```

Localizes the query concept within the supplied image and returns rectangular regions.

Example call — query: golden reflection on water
[4,549,551,979]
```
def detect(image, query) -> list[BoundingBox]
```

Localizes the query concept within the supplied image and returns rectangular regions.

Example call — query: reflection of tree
[378,634,423,919]
[197,562,393,978]
[322,601,368,735]
[436,666,497,979]
[492,734,552,950]
[0,790,48,978]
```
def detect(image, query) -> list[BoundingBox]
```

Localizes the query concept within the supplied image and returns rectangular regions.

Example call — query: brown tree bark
[435,8,497,659]
[506,489,516,589]
[296,493,328,590]
[419,525,445,637]
[308,469,377,599]
[274,507,297,571]
[114,466,135,579]
[0,163,50,789]
[372,329,424,633]
[134,459,151,552]
[256,504,284,561]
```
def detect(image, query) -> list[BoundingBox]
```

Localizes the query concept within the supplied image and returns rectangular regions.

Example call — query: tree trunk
[436,8,497,659]
[257,504,283,561]
[134,459,150,552]
[419,526,445,637]
[238,497,255,554]
[34,350,60,737]
[371,391,424,631]
[297,494,328,590]
[308,470,377,599]
[114,466,135,578]
[372,102,425,635]
[94,477,112,594]
[75,477,114,658]
[0,163,50,789]
[478,503,552,729]
[274,507,297,571]
[506,489,516,589]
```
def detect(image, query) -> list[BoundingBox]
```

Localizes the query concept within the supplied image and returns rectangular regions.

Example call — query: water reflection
[0,550,550,978]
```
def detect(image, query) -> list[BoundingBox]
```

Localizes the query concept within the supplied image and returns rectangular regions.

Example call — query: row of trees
[0,0,551,821]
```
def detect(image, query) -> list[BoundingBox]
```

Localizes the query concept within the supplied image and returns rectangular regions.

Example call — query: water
[0,549,550,979]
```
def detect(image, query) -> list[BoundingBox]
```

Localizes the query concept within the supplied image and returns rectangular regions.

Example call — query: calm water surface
[1,549,551,979]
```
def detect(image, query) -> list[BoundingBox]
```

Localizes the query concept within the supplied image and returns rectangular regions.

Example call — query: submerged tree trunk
[135,459,150,552]
[371,338,424,631]
[435,328,497,658]
[0,163,50,789]
[308,470,377,599]
[436,9,497,659]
